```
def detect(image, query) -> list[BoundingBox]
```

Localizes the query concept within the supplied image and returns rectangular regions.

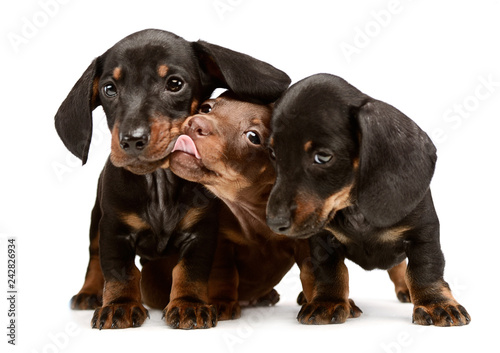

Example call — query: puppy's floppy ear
[355,100,437,227]
[54,57,103,165]
[192,41,290,104]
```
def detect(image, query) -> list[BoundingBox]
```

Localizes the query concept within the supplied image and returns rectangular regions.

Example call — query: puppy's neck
[211,177,275,241]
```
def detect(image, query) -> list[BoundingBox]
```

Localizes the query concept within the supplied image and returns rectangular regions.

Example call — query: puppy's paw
[70,292,102,310]
[92,302,149,329]
[163,300,217,329]
[412,303,470,326]
[396,289,411,303]
[296,291,307,305]
[297,299,362,325]
[213,300,241,321]
[251,289,280,307]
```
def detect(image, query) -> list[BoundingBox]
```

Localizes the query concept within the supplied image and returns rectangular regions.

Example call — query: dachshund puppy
[161,92,363,321]
[266,73,470,327]
[54,29,290,329]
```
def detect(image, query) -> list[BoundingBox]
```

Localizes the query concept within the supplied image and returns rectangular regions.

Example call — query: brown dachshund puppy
[144,93,369,321]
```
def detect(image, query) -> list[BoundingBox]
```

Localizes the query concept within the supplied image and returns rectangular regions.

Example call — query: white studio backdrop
[1,0,499,352]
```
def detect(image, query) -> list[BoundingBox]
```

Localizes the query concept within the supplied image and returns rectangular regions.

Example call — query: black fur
[266,73,470,326]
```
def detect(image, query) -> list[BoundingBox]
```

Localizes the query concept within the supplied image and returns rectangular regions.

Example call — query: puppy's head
[169,92,274,202]
[55,30,201,174]
[266,73,437,238]
[55,29,290,175]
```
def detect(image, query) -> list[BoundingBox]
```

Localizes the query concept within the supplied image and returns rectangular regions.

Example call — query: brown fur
[164,259,217,329]
[407,278,469,326]
[178,207,207,232]
[70,230,104,310]
[319,184,353,220]
[110,117,183,174]
[92,266,149,329]
[91,77,100,108]
[121,213,150,231]
[169,94,310,317]
[190,99,199,115]
[56,29,291,331]
[297,259,360,325]
[388,260,411,303]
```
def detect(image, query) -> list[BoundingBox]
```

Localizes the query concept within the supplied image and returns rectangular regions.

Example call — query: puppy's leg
[296,291,307,305]
[70,192,104,310]
[296,233,361,325]
[140,256,176,309]
[208,238,241,320]
[163,206,219,329]
[92,267,148,329]
[250,289,280,307]
[387,260,411,303]
[91,216,149,329]
[405,227,470,326]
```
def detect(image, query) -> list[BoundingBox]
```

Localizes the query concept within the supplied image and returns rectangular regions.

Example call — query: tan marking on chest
[178,207,206,232]
[325,226,352,245]
[121,213,150,231]
[378,226,412,243]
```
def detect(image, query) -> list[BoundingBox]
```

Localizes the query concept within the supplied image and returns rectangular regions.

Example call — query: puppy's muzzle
[119,126,150,157]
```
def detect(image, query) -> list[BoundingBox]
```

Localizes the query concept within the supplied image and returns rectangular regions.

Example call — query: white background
[1,0,499,352]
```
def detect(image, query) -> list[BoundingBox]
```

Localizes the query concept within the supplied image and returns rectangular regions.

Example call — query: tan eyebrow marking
[158,65,169,78]
[112,67,122,80]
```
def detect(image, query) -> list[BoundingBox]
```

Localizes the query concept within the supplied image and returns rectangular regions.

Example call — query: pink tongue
[172,135,201,159]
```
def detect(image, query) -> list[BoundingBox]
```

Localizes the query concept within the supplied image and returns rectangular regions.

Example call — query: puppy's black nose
[267,216,292,234]
[119,128,149,156]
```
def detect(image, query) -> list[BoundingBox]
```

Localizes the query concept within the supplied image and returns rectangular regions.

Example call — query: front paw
[297,299,362,325]
[70,292,102,310]
[213,300,241,321]
[163,299,217,329]
[412,303,470,326]
[92,302,149,329]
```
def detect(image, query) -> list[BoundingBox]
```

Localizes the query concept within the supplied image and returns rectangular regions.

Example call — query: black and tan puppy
[266,73,470,326]
[54,29,290,329]
[161,93,363,321]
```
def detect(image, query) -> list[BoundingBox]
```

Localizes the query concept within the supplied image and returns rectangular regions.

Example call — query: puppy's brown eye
[103,83,117,97]
[166,77,183,92]
[199,104,212,114]
[246,131,261,145]
[314,153,333,164]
